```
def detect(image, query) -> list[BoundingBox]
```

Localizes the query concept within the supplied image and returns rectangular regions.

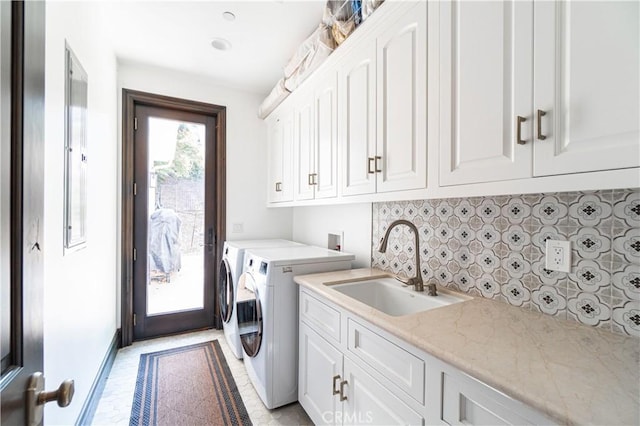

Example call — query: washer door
[218,259,234,323]
[236,272,262,358]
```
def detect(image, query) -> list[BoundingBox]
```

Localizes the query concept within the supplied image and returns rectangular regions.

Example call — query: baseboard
[75,329,121,426]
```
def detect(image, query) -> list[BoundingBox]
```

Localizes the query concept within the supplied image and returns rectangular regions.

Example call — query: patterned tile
[567,259,611,296]
[612,228,640,264]
[475,273,501,300]
[611,263,640,300]
[477,248,500,273]
[531,284,567,318]
[566,192,612,227]
[476,199,501,222]
[501,279,531,308]
[531,259,566,286]
[502,225,530,252]
[454,199,476,222]
[567,291,612,329]
[531,195,568,227]
[612,189,640,228]
[502,252,531,279]
[501,197,531,224]
[453,270,474,293]
[373,188,639,337]
[569,227,612,262]
[611,300,640,338]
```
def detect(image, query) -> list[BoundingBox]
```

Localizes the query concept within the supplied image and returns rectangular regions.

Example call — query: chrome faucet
[378,219,437,296]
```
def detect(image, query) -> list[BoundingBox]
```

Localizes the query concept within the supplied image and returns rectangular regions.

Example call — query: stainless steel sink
[330,278,467,316]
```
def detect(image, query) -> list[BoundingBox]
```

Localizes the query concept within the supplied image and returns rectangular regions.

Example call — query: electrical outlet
[545,239,571,273]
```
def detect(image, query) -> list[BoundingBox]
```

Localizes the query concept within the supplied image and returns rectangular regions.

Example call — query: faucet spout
[378,219,434,294]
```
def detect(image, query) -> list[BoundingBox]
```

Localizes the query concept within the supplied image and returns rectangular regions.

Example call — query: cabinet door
[439,1,533,186]
[340,42,377,196]
[280,110,294,202]
[376,1,428,193]
[295,94,316,201]
[299,323,343,426]
[267,114,284,203]
[315,72,339,199]
[342,357,424,425]
[533,1,640,176]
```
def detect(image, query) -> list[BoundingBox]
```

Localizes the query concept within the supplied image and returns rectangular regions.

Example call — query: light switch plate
[545,239,571,273]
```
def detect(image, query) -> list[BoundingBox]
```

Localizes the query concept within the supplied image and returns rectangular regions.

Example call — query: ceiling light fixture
[211,38,232,51]
[222,11,236,21]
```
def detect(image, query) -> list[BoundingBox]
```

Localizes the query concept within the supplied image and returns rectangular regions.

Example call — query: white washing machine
[237,246,354,409]
[219,239,304,359]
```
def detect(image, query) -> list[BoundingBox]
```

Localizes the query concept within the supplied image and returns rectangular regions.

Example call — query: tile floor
[92,329,312,425]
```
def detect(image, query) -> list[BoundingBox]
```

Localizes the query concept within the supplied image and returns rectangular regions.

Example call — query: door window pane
[146,117,206,315]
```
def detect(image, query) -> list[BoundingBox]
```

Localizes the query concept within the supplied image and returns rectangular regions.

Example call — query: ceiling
[101,1,326,96]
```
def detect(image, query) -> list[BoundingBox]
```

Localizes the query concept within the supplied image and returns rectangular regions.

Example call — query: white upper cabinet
[340,41,377,197]
[266,110,294,203]
[294,91,316,201]
[439,1,533,186]
[533,1,640,176]
[376,1,427,193]
[294,72,339,201]
[315,72,339,199]
[439,0,639,187]
[341,1,428,197]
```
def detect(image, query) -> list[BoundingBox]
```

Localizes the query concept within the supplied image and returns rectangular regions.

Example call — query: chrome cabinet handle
[537,109,547,140]
[516,116,527,145]
[308,173,313,186]
[332,375,341,395]
[275,182,282,192]
[339,380,348,401]
[368,157,375,174]
[312,173,318,185]
[375,156,382,173]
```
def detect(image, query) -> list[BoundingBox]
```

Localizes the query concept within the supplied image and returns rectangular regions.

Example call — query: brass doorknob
[38,379,75,407]
[27,373,75,426]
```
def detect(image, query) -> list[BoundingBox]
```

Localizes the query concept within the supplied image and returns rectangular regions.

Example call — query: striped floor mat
[129,340,252,426]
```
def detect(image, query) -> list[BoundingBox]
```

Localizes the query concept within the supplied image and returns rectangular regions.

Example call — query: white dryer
[219,239,304,359]
[237,246,354,409]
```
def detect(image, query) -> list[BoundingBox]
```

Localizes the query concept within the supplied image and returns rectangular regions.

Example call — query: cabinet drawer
[441,369,553,425]
[300,290,341,345]
[347,319,424,404]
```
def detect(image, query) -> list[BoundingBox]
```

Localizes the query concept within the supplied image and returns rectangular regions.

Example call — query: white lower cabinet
[299,288,554,426]
[299,322,423,426]
[299,322,342,425]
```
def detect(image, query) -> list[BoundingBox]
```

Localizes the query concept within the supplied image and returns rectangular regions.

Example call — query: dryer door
[218,259,234,323]
[237,272,263,357]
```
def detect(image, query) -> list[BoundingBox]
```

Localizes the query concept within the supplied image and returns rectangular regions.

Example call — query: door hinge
[133,182,137,196]
[133,313,137,326]
[134,117,138,131]
[133,248,137,261]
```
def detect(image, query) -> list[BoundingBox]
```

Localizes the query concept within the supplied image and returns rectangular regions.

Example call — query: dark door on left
[1,2,74,425]
[132,104,217,339]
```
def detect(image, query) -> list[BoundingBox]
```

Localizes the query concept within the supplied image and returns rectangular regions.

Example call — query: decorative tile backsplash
[371,189,640,338]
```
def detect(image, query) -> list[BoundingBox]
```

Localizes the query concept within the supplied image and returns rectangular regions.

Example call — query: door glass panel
[219,259,233,323]
[146,117,206,315]
[237,273,262,357]
[1,0,12,375]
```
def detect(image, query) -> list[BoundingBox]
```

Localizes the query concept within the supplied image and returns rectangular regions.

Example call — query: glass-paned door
[133,105,216,339]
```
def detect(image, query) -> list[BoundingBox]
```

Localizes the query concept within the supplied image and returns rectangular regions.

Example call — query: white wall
[43,2,118,424]
[292,204,372,268]
[116,62,293,324]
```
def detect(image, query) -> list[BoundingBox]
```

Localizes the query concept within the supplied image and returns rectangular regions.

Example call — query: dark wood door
[132,105,217,339]
[0,1,48,424]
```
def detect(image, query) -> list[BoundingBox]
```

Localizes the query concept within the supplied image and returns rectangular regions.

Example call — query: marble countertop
[294,268,640,426]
